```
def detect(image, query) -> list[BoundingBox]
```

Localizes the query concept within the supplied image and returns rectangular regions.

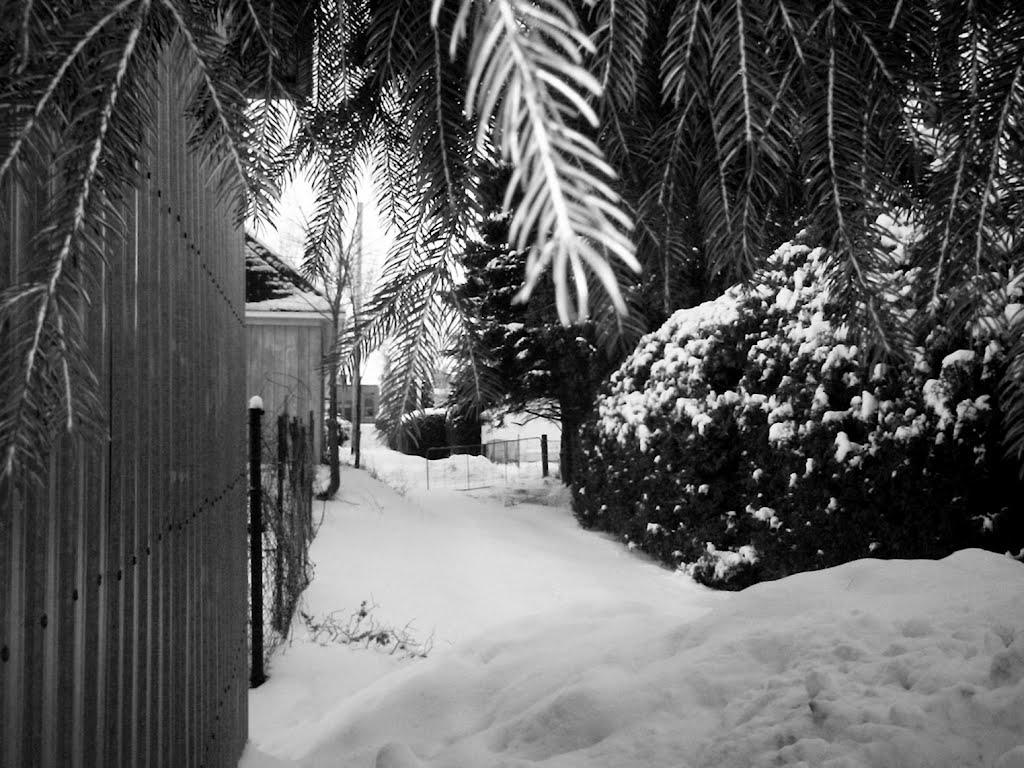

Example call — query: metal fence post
[248,397,266,687]
[541,434,549,478]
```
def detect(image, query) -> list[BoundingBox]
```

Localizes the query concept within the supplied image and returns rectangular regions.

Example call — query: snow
[923,378,954,427]
[834,430,858,462]
[821,344,856,373]
[942,349,976,369]
[775,286,797,311]
[245,292,331,313]
[239,436,1024,768]
[860,390,878,420]
[482,412,561,443]
[768,421,795,443]
[245,235,333,314]
[693,541,761,582]
[249,395,264,411]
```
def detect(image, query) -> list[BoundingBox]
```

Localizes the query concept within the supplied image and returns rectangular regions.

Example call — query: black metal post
[248,399,266,687]
[541,434,549,478]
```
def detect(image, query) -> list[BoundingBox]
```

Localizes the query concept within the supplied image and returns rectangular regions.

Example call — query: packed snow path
[239,449,1024,768]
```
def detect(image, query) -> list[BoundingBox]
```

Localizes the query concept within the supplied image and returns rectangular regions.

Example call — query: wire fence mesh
[248,410,316,678]
[425,436,561,490]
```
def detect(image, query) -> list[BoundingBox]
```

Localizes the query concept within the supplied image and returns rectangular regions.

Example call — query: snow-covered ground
[239,433,1024,768]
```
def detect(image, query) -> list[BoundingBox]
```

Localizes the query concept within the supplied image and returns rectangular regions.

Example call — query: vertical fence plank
[105,199,127,768]
[185,100,200,768]
[0,176,19,768]
[70,438,89,768]
[167,80,185,768]
[1,485,26,768]
[124,178,146,768]
[142,110,160,768]
[83,388,106,768]
[199,179,213,768]
[109,178,133,768]
[18,188,46,768]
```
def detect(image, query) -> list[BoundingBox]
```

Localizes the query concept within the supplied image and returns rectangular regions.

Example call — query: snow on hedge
[576,231,1024,587]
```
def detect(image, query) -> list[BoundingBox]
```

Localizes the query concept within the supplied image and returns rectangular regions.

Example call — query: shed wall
[246,320,326,460]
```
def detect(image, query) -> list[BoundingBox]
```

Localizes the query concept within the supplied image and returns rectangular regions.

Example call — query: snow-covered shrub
[574,235,1024,589]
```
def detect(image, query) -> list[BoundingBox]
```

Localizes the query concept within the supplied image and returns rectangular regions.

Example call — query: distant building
[245,235,334,459]
[338,383,380,423]
[337,367,452,425]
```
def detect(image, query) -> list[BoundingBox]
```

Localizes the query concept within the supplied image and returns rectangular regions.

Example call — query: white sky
[250,167,391,384]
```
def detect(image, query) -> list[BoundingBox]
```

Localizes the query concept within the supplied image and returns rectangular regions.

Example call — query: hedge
[387,409,450,458]
[385,409,482,458]
[573,235,1024,589]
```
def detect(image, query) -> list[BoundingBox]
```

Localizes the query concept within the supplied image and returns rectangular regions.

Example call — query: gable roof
[245,235,331,313]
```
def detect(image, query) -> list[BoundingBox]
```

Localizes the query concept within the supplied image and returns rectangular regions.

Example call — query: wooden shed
[245,236,334,461]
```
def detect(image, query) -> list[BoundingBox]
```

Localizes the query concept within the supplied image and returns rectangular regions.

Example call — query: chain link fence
[248,406,316,684]
[425,436,560,490]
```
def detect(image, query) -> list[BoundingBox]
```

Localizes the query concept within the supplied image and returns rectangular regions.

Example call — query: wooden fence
[0,55,249,768]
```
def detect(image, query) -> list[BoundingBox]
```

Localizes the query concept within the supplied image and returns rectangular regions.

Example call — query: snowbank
[240,446,1024,768]
[283,551,1022,768]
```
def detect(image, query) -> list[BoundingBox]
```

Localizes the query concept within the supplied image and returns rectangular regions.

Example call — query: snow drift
[239,455,1024,768]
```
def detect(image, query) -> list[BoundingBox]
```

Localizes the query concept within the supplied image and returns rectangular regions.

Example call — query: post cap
[248,396,264,411]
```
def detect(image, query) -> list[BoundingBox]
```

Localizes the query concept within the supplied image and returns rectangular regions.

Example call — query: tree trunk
[352,346,362,469]
[318,319,341,500]
[559,410,584,486]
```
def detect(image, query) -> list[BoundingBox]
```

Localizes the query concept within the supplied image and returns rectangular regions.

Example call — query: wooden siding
[246,315,328,460]
[0,55,248,768]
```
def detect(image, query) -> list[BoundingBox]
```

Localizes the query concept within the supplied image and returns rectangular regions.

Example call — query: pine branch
[921,3,1024,310]
[447,0,639,323]
[355,211,463,439]
[0,0,140,185]
[661,1,708,108]
[2,0,149,480]
[432,26,457,210]
[446,319,504,420]
[1001,325,1024,472]
[973,60,1024,276]
[18,0,35,66]
[590,0,648,112]
[159,0,255,217]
